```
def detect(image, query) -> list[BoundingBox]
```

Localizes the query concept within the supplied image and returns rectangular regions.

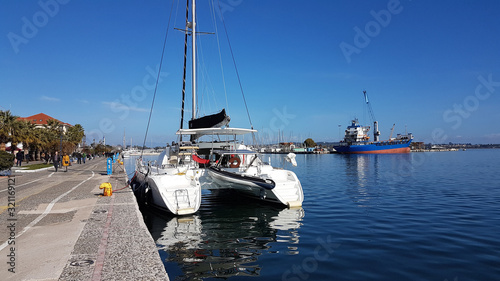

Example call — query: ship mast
[191,0,197,120]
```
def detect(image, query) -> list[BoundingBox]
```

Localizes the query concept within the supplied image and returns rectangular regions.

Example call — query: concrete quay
[0,157,169,280]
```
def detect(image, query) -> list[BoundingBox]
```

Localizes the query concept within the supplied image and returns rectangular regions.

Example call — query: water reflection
[342,154,372,188]
[143,192,304,280]
[341,154,413,207]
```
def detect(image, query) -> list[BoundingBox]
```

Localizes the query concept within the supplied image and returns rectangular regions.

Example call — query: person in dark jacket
[16,151,24,166]
[53,152,60,172]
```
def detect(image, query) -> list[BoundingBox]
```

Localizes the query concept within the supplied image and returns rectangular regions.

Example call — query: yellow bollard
[103,185,113,196]
[100,182,112,196]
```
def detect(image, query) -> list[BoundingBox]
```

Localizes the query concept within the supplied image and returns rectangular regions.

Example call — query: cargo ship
[333,119,413,154]
[333,91,413,154]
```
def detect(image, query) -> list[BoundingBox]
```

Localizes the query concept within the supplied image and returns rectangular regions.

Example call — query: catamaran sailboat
[179,128,304,208]
[132,0,303,215]
[208,151,303,207]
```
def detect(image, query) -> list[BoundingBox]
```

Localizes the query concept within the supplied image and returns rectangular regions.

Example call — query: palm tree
[17,120,39,160]
[2,112,85,157]
[42,119,62,153]
[11,119,26,147]
[0,110,19,149]
[67,124,85,146]
[31,126,45,160]
[44,118,62,135]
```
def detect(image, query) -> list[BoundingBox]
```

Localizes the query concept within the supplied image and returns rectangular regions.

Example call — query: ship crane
[389,123,396,140]
[363,90,381,141]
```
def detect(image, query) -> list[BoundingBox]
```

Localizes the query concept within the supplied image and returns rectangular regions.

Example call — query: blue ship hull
[333,139,413,154]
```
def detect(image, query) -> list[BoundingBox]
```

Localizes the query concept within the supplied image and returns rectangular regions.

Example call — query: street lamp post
[59,124,63,168]
[59,124,63,155]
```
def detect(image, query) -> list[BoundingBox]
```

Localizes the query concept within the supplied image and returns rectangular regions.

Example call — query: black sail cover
[189,109,230,129]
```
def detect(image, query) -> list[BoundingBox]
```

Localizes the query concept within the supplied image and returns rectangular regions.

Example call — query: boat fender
[144,186,152,205]
[229,157,241,168]
[139,183,151,206]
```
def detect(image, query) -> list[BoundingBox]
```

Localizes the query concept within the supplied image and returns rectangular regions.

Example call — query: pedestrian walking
[82,152,86,164]
[53,152,60,172]
[16,151,24,166]
[62,154,70,172]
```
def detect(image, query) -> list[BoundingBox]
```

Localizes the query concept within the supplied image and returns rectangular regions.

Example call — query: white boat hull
[133,163,202,215]
[207,165,303,207]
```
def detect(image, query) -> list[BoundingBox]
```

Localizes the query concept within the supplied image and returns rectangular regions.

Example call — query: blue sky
[1,0,500,146]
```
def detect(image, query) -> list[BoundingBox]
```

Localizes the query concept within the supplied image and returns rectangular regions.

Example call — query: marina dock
[0,157,168,280]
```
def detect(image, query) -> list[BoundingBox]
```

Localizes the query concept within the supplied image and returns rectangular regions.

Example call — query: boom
[363,91,380,141]
[389,123,396,140]
[363,90,376,122]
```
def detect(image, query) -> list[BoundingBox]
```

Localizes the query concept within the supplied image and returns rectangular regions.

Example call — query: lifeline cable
[216,0,254,131]
[216,0,259,147]
[141,0,176,157]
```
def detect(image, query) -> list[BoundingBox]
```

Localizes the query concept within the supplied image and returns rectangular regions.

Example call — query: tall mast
[191,0,196,120]
[179,0,190,141]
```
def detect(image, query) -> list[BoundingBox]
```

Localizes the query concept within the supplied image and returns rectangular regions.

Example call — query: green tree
[16,120,38,156]
[0,110,18,145]
[44,119,62,136]
[29,126,45,160]
[42,119,63,153]
[1,112,85,156]
[67,124,85,146]
[93,143,112,155]
[304,138,316,148]
[0,150,15,171]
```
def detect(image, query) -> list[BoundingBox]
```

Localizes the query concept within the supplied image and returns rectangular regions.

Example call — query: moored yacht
[132,0,304,215]
[133,143,202,215]
[179,127,304,208]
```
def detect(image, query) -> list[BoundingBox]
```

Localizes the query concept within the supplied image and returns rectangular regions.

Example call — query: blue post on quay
[106,157,112,175]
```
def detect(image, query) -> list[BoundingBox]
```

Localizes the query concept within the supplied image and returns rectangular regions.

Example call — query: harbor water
[125,149,500,280]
